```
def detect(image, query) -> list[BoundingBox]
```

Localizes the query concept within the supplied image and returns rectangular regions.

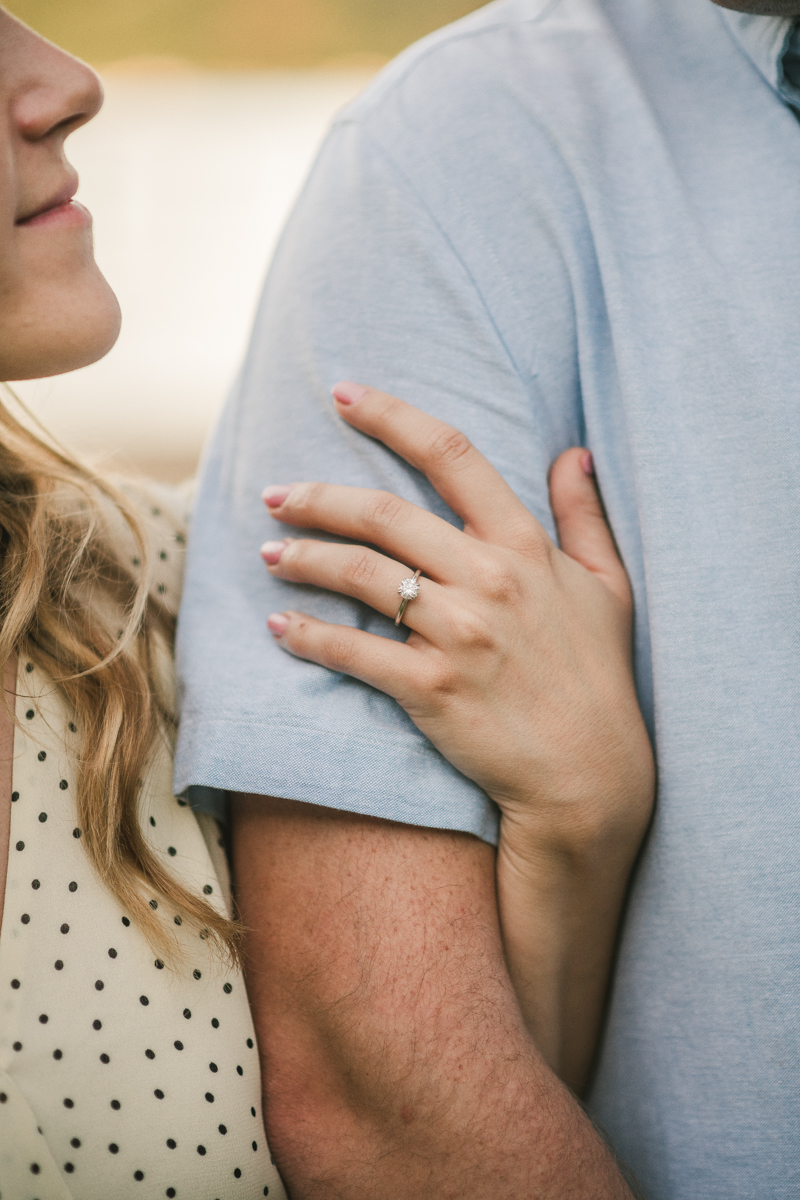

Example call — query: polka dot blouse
[0,484,286,1200]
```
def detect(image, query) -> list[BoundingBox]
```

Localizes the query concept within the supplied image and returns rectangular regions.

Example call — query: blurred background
[6,0,482,479]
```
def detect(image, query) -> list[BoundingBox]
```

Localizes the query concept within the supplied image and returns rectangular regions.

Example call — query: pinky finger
[267,610,421,706]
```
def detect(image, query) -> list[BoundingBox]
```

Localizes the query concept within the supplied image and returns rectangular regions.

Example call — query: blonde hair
[0,387,239,963]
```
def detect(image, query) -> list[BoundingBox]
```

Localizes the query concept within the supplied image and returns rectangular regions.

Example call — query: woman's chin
[1,273,122,380]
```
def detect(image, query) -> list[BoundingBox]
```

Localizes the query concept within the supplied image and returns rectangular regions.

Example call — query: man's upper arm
[175,91,581,835]
[232,793,631,1199]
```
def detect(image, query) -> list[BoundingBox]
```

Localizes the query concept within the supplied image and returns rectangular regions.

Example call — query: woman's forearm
[496,818,645,1094]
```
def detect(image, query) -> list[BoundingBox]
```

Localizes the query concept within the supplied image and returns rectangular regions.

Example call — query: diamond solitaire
[397,576,421,601]
[395,569,422,626]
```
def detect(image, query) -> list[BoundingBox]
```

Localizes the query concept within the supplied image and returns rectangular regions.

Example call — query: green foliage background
[5,0,485,68]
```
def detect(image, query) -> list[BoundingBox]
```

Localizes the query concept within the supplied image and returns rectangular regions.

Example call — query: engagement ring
[395,569,422,626]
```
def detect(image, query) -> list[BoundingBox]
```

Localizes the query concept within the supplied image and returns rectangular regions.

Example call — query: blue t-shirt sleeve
[174,94,581,844]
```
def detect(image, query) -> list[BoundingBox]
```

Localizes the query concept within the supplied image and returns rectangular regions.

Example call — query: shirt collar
[717,7,800,108]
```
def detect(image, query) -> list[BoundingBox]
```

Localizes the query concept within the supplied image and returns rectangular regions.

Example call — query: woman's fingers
[548,449,631,609]
[263,481,473,585]
[331,382,548,552]
[266,609,425,706]
[261,536,447,636]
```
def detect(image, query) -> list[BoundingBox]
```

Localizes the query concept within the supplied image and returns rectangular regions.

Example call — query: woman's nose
[11,41,103,143]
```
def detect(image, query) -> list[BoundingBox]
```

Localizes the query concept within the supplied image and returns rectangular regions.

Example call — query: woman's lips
[19,199,91,229]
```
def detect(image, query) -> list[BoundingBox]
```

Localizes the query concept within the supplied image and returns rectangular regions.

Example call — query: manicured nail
[261,540,287,564]
[331,381,368,406]
[267,613,290,637]
[580,451,594,477]
[262,485,292,508]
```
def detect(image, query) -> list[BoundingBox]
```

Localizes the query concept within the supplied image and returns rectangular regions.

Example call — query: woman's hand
[261,382,655,1087]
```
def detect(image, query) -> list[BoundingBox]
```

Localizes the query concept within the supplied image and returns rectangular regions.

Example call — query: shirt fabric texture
[176,1,800,1195]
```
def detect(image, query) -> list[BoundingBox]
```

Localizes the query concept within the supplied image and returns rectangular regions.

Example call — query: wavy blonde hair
[0,387,239,963]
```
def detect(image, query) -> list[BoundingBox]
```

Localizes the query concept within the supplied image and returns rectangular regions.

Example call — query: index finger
[331,382,550,550]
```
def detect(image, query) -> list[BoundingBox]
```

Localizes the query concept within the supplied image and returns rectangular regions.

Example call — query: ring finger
[261,536,447,637]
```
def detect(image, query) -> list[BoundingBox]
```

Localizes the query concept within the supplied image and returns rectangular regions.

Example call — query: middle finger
[261,536,449,638]
[263,481,472,586]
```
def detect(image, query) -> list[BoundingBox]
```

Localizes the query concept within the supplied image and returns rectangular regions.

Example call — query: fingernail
[261,540,287,564]
[331,381,368,406]
[267,613,290,637]
[262,485,291,508]
[580,451,594,477]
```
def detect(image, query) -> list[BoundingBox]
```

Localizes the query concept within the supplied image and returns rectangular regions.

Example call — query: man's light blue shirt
[176,1,800,1194]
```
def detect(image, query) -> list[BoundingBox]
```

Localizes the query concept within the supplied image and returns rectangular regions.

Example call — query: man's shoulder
[338,0,616,134]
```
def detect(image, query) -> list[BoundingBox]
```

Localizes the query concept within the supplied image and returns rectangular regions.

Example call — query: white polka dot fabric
[0,489,286,1200]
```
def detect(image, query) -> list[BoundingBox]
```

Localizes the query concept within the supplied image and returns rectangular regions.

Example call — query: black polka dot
[167,1190,176,1198]
[39,1013,48,1024]
[140,996,149,1006]
[0,1092,6,1102]
[168,846,176,856]
[236,1065,243,1076]
[155,959,164,970]
[251,1107,256,1117]
[108,948,117,958]
[31,879,40,889]
[63,1098,74,1108]
[159,550,168,560]
[73,828,81,838]
[157,584,167,595]
[218,1124,227,1135]
[95,980,104,991]
[209,1062,218,1073]
[37,752,46,762]
[264,1190,270,1196]
[203,884,213,895]
[61,924,69,934]
[149,816,156,826]
[234,1168,242,1178]
[177,798,188,807]
[25,709,34,720]
[69,722,77,733]
[93,1020,102,1030]
[133,556,140,567]
[193,969,201,980]
[11,791,19,801]
[154,1089,164,1099]
[149,899,158,910]
[197,1145,207,1156]
[65,1162,75,1173]
[247,1038,254,1049]
[11,979,20,989]
[166,1139,176,1149]
[53,1049,63,1060]
[211,1018,219,1029]
[183,1008,191,1019]
[100,1053,110,1064]
[174,1040,184,1051]
[252,1141,258,1151]
[109,1144,119,1154]
[111,1100,121,1110]
[145,1048,155,1060]
[25,661,33,672]
[205,1092,214,1103]
[38,809,47,820]
[122,916,130,926]
[21,913,30,924]
[16,840,24,851]
[30,1163,41,1174]
[133,1170,145,1181]
[70,1138,81,1148]
[59,779,68,790]
[69,881,78,892]
[13,1041,22,1051]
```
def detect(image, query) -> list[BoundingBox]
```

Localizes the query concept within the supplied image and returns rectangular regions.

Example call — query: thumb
[548,449,631,608]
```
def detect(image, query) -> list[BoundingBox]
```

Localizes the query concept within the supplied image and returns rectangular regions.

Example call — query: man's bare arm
[232,794,633,1199]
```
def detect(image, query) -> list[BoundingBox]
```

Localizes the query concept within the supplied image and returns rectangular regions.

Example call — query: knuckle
[343,547,379,590]
[449,605,495,652]
[474,557,524,606]
[326,628,357,671]
[363,489,406,534]
[426,426,473,470]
